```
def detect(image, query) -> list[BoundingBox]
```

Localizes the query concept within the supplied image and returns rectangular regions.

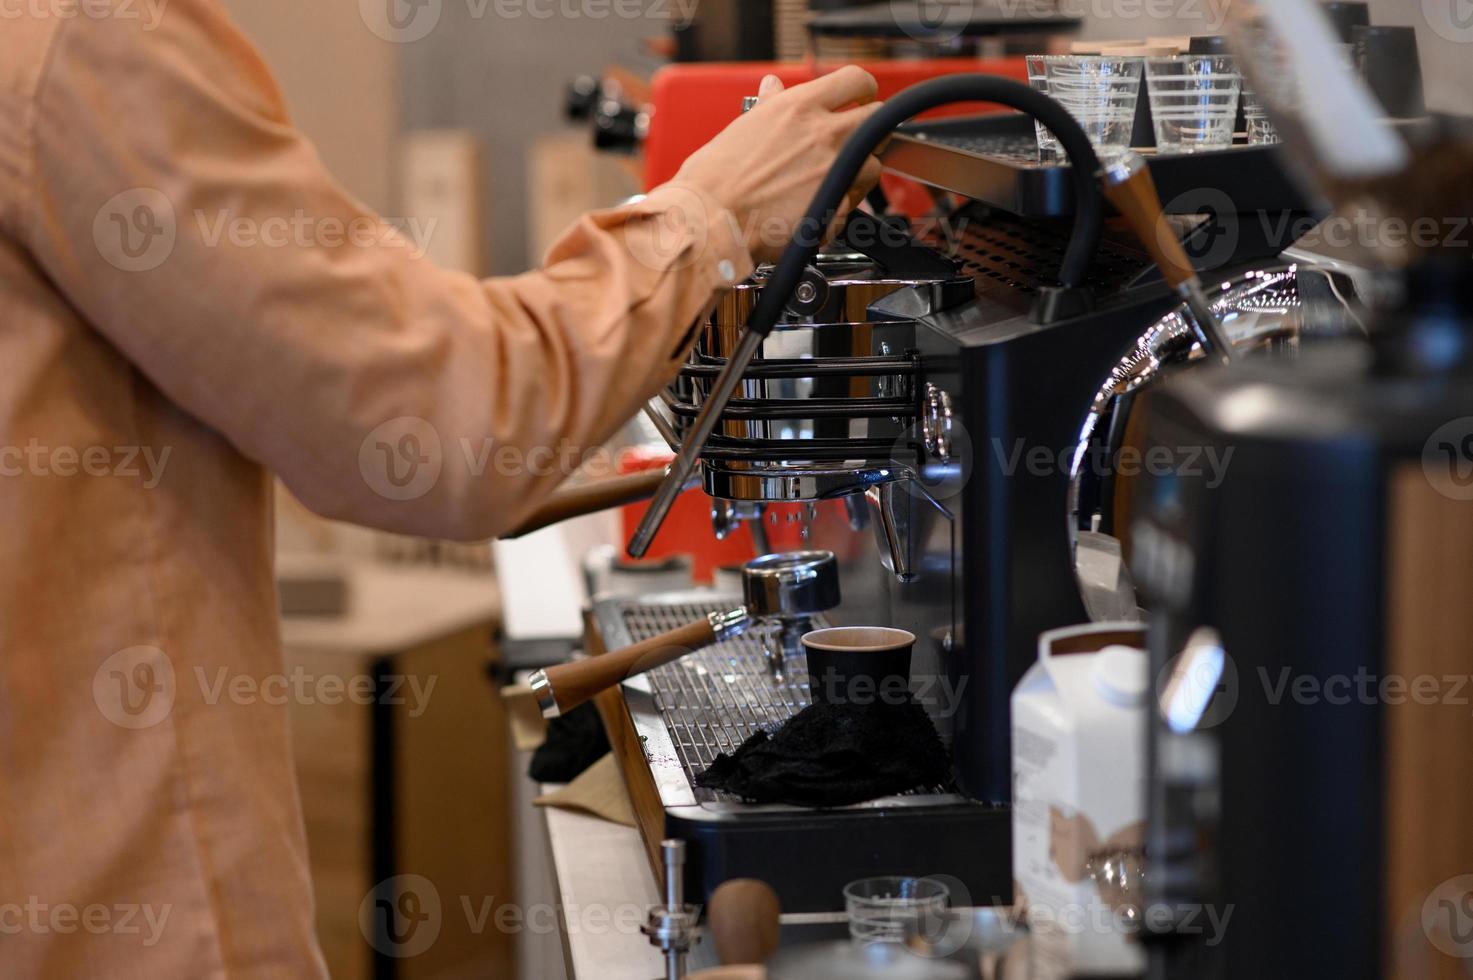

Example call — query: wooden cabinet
[282,564,511,980]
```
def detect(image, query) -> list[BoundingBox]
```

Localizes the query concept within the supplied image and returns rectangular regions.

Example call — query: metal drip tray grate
[612,597,813,803]
[599,593,953,807]
[592,593,1010,913]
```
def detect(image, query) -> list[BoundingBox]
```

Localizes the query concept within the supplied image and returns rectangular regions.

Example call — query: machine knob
[565,75,600,121]
[593,99,649,154]
[921,383,954,462]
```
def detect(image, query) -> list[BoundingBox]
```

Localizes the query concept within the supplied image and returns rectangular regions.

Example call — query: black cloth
[528,702,610,783]
[695,699,954,807]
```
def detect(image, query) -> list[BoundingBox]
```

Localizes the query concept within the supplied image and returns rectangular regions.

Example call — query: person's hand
[673,66,885,265]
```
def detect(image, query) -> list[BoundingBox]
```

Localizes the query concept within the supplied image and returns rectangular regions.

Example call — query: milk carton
[1012,623,1149,977]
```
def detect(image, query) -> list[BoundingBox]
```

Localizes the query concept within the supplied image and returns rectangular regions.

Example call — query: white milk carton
[1012,623,1149,977]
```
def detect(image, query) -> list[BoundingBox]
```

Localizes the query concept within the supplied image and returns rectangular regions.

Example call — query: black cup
[1187,35,1230,55]
[803,626,915,708]
[1353,25,1425,118]
[1321,2,1371,43]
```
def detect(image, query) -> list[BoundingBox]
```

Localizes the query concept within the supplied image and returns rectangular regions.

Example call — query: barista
[0,2,883,975]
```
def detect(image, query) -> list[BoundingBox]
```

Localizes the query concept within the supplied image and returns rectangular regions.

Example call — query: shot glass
[844,876,950,945]
[1043,55,1144,161]
[1025,55,1056,153]
[1241,86,1278,145]
[1144,55,1242,154]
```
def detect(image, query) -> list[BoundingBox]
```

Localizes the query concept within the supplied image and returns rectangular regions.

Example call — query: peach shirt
[0,1,752,975]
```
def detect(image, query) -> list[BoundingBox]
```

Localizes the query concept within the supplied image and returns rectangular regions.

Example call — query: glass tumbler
[1043,56,1145,161]
[1025,55,1056,153]
[1241,86,1279,145]
[1145,55,1242,154]
[844,876,950,945]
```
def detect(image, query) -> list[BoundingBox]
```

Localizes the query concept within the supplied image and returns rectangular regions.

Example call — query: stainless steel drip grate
[616,598,814,803]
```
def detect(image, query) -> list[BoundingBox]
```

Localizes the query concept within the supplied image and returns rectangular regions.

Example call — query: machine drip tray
[590,593,1011,914]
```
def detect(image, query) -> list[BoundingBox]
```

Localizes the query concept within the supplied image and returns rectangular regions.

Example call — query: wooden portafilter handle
[1100,153,1235,363]
[528,609,750,718]
[708,879,781,967]
[500,468,670,539]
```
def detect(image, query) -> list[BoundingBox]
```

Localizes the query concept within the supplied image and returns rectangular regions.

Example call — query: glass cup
[844,876,950,945]
[1042,55,1145,161]
[1144,55,1242,154]
[1025,55,1056,153]
[1241,86,1279,145]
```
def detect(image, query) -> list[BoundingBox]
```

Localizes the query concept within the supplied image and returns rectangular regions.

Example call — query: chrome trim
[528,668,560,720]
[1068,263,1368,620]
[702,461,906,503]
[708,607,753,642]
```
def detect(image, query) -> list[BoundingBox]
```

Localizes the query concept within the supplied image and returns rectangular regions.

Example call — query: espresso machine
[549,66,1350,918]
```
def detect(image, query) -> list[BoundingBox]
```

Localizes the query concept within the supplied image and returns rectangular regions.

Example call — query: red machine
[642,57,1030,189]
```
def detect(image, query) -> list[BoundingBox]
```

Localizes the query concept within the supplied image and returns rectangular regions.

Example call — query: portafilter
[527,550,839,718]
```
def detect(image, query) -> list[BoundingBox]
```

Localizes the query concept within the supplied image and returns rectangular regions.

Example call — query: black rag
[695,699,954,807]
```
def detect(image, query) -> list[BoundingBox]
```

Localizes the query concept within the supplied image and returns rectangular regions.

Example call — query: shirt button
[717,259,737,283]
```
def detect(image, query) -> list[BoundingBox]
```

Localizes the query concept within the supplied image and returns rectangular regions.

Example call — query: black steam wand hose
[628,74,1104,558]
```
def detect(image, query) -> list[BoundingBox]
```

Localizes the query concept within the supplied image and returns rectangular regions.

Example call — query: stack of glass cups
[1041,55,1145,161]
[1025,55,1057,153]
[1144,55,1243,153]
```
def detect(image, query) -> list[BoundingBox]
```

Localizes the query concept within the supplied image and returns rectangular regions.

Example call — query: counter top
[541,790,719,979]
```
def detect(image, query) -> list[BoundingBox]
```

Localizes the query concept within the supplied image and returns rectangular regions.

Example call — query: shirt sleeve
[16,0,753,540]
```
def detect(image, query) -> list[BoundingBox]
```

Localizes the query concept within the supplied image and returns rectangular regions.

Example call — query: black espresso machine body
[1127,263,1473,980]
[607,111,1312,913]
[875,111,1311,803]
[899,263,1181,802]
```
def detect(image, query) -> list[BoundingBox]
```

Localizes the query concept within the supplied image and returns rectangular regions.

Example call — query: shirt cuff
[622,179,755,291]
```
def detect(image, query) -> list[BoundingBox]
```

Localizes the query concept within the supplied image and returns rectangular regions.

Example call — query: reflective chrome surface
[1069,263,1369,620]
[742,550,841,620]
[703,461,908,503]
